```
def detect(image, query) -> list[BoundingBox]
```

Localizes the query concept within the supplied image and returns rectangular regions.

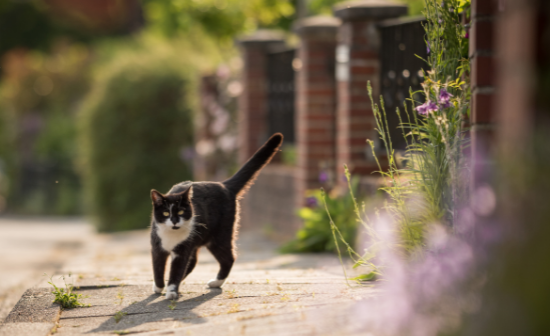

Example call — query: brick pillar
[294,16,340,205]
[333,0,407,186]
[470,0,498,189]
[237,31,285,164]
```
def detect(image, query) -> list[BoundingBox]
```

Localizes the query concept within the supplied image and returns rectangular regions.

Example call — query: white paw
[207,278,226,288]
[153,284,163,294]
[165,284,178,300]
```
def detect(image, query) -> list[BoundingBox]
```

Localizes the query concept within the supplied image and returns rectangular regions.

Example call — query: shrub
[280,180,360,253]
[78,50,195,232]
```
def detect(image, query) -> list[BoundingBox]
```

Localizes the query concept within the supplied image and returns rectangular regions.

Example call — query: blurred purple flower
[306,196,318,208]
[438,88,453,109]
[416,100,438,115]
[319,171,329,183]
[427,41,431,54]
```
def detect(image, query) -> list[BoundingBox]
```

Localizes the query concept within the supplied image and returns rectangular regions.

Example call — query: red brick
[470,20,494,57]
[471,0,498,17]
[471,55,495,87]
[471,92,495,124]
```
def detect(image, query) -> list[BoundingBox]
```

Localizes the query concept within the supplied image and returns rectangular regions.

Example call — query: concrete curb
[1,288,60,336]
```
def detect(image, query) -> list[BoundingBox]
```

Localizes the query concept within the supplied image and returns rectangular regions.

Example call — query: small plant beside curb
[114,311,128,323]
[45,273,90,309]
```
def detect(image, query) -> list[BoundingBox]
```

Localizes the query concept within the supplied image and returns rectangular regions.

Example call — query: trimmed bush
[78,52,194,232]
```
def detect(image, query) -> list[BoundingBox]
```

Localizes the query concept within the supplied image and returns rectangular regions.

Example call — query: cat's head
[150,187,193,230]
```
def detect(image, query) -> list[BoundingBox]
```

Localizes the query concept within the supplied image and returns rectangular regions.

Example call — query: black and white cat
[149,133,283,299]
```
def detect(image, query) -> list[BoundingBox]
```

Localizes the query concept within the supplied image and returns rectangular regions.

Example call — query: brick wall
[470,0,499,188]
[294,16,340,207]
[333,1,407,185]
[237,31,285,164]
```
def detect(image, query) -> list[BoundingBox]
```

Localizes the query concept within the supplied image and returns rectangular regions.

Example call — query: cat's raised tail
[223,133,283,197]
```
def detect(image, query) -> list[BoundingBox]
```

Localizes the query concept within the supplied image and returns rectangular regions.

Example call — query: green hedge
[78,53,194,232]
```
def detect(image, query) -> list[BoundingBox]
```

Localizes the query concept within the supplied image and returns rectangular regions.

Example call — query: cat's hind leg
[206,243,235,288]
[184,248,199,278]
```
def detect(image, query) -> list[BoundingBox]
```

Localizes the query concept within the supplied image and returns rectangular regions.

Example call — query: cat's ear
[150,189,164,206]
[180,186,193,202]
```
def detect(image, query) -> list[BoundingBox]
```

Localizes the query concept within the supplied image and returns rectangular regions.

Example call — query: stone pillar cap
[237,29,286,46]
[294,15,342,34]
[333,0,408,21]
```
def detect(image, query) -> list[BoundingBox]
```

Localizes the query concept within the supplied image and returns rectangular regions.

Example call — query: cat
[149,133,283,300]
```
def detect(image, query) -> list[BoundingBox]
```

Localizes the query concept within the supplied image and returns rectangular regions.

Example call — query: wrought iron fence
[266,48,296,144]
[379,17,428,150]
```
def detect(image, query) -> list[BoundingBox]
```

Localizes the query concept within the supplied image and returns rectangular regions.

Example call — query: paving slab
[5,224,378,335]
[0,216,91,321]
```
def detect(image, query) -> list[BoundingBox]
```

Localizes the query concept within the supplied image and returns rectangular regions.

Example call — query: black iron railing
[266,48,296,144]
[379,17,428,150]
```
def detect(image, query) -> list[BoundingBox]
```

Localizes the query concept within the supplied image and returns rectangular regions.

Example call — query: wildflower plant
[323,0,471,280]
[363,0,470,252]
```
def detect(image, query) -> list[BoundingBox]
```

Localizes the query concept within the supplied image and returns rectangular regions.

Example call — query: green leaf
[350,272,377,282]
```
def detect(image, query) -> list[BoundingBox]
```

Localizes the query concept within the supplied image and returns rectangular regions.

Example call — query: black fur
[150,133,283,297]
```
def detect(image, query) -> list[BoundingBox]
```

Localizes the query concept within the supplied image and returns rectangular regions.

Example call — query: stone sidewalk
[1,219,378,336]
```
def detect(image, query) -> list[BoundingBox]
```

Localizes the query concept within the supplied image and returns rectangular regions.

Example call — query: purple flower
[427,101,438,111]
[319,171,329,183]
[438,88,453,106]
[416,100,438,116]
[427,41,431,54]
[306,196,318,208]
[465,30,469,38]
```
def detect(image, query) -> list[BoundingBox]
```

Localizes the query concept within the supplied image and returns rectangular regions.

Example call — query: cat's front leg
[166,248,193,300]
[152,247,169,294]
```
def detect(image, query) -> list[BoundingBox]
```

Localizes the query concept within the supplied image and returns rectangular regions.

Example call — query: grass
[168,300,177,310]
[46,273,90,309]
[116,290,124,305]
[114,311,128,323]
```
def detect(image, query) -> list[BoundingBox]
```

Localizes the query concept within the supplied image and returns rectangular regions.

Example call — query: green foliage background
[78,40,200,232]
[0,45,91,214]
[281,184,360,253]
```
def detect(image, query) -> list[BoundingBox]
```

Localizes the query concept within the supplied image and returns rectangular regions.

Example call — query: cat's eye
[178,210,184,215]
[163,212,169,216]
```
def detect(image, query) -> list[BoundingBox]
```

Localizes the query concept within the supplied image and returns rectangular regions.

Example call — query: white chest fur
[155,218,195,252]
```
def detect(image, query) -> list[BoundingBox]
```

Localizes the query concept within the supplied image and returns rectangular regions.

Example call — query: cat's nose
[170,218,178,224]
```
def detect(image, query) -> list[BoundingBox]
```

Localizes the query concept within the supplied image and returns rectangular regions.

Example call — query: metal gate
[266,48,296,144]
[379,17,428,150]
